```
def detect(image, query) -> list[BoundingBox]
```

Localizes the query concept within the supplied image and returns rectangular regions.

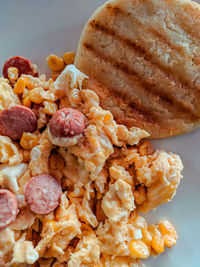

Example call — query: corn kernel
[163,235,177,248]
[29,87,44,104]
[151,234,165,253]
[23,95,31,107]
[158,220,178,240]
[22,150,30,163]
[20,132,38,150]
[142,228,152,246]
[63,52,75,65]
[46,54,65,72]
[51,72,60,81]
[7,67,18,83]
[14,76,29,94]
[43,101,58,116]
[69,88,81,104]
[134,186,147,205]
[129,240,150,259]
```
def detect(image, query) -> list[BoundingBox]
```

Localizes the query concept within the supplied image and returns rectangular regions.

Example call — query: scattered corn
[7,67,18,83]
[151,234,165,253]
[23,95,31,107]
[14,76,29,94]
[20,132,39,150]
[29,87,44,104]
[129,240,150,259]
[51,72,60,81]
[63,52,75,65]
[104,113,112,123]
[22,149,31,163]
[47,54,65,72]
[134,186,147,205]
[142,228,152,246]
[158,220,178,240]
[43,101,58,116]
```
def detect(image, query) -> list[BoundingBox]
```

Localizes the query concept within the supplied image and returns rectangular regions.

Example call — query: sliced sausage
[0,189,18,231]
[24,174,62,214]
[49,108,87,138]
[3,56,38,79]
[0,105,37,140]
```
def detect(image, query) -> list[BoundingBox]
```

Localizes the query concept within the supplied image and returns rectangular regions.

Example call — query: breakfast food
[0,54,183,266]
[49,108,87,138]
[3,56,38,79]
[0,189,18,231]
[75,0,200,138]
[24,174,62,214]
[0,105,37,140]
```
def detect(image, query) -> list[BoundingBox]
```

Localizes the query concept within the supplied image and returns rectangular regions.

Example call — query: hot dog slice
[0,189,18,231]
[24,174,62,214]
[49,108,86,138]
[0,106,37,140]
[3,56,38,79]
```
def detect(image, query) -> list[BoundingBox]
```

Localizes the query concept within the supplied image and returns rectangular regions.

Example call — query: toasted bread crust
[75,0,200,138]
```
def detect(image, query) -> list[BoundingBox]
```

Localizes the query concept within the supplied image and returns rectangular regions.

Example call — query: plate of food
[0,0,200,266]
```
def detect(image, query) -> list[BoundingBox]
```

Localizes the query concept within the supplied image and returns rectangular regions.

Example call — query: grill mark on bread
[83,43,198,122]
[105,4,200,89]
[83,78,159,125]
[85,24,198,120]
[105,4,181,52]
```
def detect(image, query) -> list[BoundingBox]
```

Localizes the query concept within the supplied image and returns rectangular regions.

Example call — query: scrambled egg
[0,65,183,266]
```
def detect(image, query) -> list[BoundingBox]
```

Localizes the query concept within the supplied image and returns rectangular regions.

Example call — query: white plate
[1,1,200,266]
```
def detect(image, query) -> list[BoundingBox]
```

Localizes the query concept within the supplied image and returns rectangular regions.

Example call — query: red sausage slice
[49,108,87,138]
[0,105,37,140]
[24,174,62,214]
[3,56,38,79]
[0,189,18,231]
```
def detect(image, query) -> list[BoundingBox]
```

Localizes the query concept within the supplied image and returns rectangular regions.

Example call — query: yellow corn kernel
[22,149,30,163]
[20,132,38,150]
[129,240,150,259]
[69,88,81,104]
[134,186,147,205]
[14,76,29,94]
[7,67,18,83]
[23,95,31,107]
[163,235,177,248]
[43,101,58,116]
[51,72,60,81]
[46,54,65,72]
[29,87,44,104]
[63,52,75,65]
[142,228,152,246]
[151,234,165,253]
[147,224,157,235]
[158,220,178,240]
[104,113,112,123]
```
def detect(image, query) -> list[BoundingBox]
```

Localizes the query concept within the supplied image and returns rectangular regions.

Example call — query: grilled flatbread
[75,0,200,138]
